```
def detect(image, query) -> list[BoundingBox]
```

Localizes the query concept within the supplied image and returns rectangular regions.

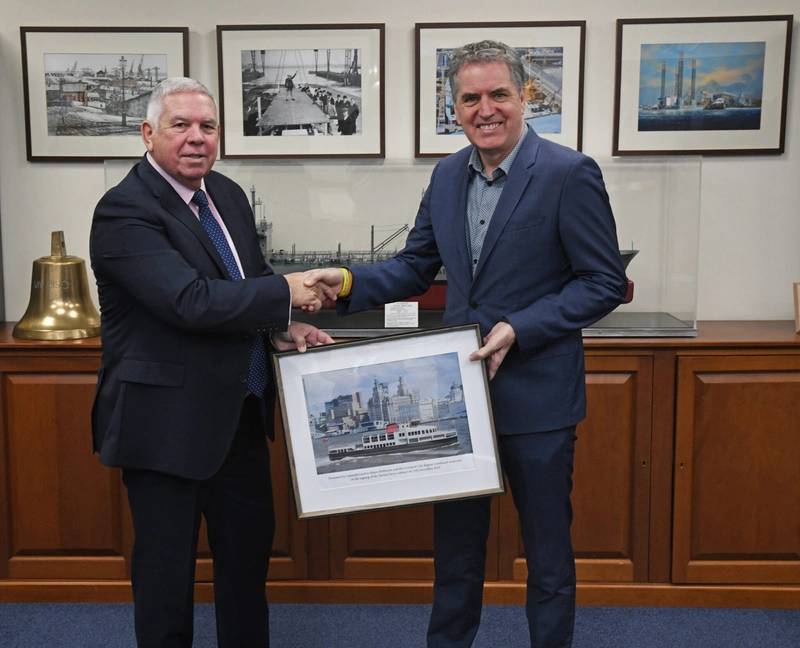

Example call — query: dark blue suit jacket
[90,157,290,479]
[343,130,627,434]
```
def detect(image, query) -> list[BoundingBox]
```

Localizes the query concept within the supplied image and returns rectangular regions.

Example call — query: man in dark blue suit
[306,41,627,647]
[90,77,332,648]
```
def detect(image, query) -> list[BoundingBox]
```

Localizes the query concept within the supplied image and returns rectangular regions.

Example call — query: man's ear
[141,121,154,152]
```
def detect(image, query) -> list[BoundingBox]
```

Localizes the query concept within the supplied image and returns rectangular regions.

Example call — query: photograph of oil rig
[637,41,765,131]
[240,48,362,137]
[434,46,564,135]
[43,53,168,136]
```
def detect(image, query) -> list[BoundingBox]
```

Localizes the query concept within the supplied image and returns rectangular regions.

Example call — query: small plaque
[384,301,419,328]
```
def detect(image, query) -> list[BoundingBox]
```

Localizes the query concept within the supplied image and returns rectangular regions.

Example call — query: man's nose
[477,96,494,116]
[187,124,204,142]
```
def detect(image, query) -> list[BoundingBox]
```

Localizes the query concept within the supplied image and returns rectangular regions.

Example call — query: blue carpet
[0,603,798,647]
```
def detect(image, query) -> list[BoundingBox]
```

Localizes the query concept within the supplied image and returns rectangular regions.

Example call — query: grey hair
[446,40,525,100]
[145,77,215,128]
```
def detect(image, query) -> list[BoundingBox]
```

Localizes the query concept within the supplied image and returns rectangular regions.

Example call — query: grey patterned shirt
[466,125,529,275]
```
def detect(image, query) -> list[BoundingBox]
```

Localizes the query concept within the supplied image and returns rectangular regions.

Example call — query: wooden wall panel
[673,355,800,583]
[265,418,308,580]
[0,371,308,584]
[500,355,653,583]
[3,373,126,580]
[197,410,309,581]
[330,498,500,581]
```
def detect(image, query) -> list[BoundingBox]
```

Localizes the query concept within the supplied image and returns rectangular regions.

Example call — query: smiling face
[453,61,525,174]
[141,91,219,189]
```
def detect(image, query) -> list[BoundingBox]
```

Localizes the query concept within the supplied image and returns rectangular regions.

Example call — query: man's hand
[469,321,516,380]
[272,322,334,353]
[284,272,324,312]
[303,268,345,307]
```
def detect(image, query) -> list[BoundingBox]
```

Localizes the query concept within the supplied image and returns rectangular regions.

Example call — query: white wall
[1,0,798,320]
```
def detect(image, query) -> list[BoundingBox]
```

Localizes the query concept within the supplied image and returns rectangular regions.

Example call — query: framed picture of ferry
[272,324,504,518]
[216,23,385,158]
[415,21,586,157]
[20,26,189,162]
[613,16,793,155]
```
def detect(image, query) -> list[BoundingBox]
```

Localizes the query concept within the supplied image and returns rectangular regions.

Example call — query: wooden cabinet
[673,354,800,584]
[3,372,125,581]
[500,355,653,584]
[573,355,653,583]
[1,322,799,607]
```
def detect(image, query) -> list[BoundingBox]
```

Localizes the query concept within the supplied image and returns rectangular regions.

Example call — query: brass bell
[13,231,101,340]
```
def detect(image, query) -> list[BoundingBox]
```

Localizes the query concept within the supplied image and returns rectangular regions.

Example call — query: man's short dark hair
[447,40,525,100]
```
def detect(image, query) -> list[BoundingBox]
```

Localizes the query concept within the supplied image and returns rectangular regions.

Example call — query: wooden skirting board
[1,581,799,609]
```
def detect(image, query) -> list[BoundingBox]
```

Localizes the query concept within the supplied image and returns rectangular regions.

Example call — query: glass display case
[105,155,700,337]
[588,156,700,336]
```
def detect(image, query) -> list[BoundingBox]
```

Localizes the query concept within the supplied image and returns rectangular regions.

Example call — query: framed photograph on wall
[613,15,793,155]
[273,325,504,518]
[20,26,188,162]
[217,23,385,158]
[415,21,585,157]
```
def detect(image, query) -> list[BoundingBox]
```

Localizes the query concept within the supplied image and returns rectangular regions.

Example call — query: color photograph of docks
[434,46,564,135]
[240,48,362,137]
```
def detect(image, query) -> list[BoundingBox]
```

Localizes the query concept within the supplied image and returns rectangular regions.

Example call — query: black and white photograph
[273,325,503,518]
[240,49,363,137]
[217,24,384,158]
[20,27,188,161]
[302,352,472,476]
[614,16,793,155]
[416,21,585,156]
[43,53,167,137]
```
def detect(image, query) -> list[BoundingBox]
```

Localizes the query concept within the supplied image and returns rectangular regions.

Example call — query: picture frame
[613,15,793,156]
[415,21,585,157]
[793,282,800,334]
[272,324,504,518]
[216,24,385,159]
[20,26,189,162]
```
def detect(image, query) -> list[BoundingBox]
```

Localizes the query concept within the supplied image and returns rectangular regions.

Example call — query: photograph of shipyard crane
[43,53,167,136]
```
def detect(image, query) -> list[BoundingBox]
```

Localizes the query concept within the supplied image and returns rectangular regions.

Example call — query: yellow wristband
[337,268,352,298]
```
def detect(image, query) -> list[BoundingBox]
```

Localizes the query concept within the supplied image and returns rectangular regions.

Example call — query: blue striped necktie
[192,189,267,397]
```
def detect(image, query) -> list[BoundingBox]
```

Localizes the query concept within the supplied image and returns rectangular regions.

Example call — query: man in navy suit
[90,77,332,648]
[306,41,627,647]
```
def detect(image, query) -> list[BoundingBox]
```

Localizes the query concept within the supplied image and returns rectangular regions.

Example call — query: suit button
[470,301,478,309]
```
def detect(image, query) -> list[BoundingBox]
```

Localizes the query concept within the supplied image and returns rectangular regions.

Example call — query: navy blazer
[90,157,290,479]
[343,130,627,434]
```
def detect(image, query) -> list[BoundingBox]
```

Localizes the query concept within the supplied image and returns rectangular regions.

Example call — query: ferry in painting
[328,421,458,461]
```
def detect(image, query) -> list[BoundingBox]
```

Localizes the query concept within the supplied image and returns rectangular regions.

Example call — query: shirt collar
[467,124,529,180]
[146,152,207,205]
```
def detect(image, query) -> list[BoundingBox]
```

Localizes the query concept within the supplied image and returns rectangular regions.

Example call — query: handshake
[284,268,348,313]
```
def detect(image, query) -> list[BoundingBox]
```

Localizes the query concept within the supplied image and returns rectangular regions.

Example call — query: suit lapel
[449,161,472,280]
[136,157,231,278]
[473,131,541,279]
